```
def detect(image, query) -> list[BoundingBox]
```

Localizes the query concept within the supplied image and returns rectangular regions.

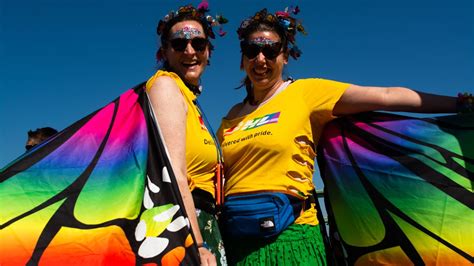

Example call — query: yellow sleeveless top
[146,70,218,198]
[218,78,349,224]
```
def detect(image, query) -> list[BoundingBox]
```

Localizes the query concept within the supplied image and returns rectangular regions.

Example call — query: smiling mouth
[182,61,200,68]
[253,68,269,77]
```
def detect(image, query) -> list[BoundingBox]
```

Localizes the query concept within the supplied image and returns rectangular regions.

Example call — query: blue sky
[1,0,473,174]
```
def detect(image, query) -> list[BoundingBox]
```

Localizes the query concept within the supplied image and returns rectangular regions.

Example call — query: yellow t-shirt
[218,78,349,225]
[146,70,218,198]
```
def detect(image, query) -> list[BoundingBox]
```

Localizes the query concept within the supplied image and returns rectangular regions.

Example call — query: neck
[163,65,201,95]
[251,79,285,105]
[184,81,201,96]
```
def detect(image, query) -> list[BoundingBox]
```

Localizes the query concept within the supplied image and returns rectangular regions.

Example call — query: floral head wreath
[156,0,228,61]
[237,6,306,60]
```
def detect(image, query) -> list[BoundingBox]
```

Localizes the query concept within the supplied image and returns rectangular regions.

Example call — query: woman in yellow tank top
[218,8,469,266]
[146,3,227,265]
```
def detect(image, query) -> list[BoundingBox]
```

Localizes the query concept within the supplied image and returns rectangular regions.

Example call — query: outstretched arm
[333,85,458,116]
[147,76,216,265]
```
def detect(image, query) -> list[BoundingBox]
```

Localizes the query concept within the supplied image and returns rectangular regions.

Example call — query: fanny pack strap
[192,188,217,215]
[289,193,316,218]
[304,193,316,210]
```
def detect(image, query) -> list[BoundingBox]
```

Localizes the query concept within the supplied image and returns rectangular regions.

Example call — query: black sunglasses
[169,37,209,52]
[241,41,283,60]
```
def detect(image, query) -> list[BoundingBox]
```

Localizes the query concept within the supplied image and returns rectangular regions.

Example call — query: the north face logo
[261,220,274,228]
[259,217,275,232]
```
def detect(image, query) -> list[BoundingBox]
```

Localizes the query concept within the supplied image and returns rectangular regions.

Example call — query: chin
[183,73,200,85]
[250,77,270,87]
[185,68,204,82]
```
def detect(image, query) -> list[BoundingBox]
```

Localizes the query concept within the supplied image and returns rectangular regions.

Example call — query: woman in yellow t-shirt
[218,8,468,266]
[147,4,227,265]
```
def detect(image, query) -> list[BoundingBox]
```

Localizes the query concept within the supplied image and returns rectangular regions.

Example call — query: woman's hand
[198,247,217,266]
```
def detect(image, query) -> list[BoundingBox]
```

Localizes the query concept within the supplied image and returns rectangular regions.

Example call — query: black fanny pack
[192,188,217,215]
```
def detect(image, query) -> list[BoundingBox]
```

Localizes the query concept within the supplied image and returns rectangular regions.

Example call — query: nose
[184,41,195,54]
[255,51,266,63]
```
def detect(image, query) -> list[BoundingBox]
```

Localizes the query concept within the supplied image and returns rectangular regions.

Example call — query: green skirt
[225,224,326,266]
[196,208,227,266]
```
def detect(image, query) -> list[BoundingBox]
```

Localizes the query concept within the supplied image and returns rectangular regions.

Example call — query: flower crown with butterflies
[237,6,306,60]
[157,1,228,39]
[155,1,228,61]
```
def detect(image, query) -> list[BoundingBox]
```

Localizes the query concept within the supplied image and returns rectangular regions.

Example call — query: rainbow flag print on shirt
[224,112,280,136]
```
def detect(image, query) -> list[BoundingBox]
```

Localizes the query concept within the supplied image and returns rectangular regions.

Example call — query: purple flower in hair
[293,6,300,15]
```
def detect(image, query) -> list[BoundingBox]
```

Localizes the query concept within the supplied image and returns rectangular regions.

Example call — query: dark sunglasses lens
[242,44,261,59]
[170,39,188,51]
[242,42,282,59]
[170,38,208,52]
[191,38,208,51]
[262,43,281,59]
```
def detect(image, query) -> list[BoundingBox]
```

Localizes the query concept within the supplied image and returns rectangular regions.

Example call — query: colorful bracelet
[456,92,474,114]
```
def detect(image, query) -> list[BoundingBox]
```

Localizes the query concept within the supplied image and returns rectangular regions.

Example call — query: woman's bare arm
[334,85,457,116]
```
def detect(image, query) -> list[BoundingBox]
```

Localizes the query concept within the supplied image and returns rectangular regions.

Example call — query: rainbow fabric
[318,112,474,265]
[0,84,199,265]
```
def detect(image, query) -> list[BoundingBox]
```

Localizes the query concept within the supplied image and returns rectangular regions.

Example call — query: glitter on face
[171,26,202,40]
[249,37,277,47]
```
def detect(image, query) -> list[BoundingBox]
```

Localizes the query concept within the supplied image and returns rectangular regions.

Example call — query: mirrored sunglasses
[241,41,283,60]
[169,37,209,52]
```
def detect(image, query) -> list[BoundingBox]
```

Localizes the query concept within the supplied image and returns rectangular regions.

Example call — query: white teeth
[182,61,199,67]
[254,69,267,75]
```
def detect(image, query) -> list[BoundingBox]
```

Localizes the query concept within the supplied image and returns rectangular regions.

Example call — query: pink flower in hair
[197,0,209,11]
[275,11,289,18]
[218,28,227,37]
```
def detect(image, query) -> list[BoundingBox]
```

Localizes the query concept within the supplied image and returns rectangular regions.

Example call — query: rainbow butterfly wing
[318,112,474,265]
[0,84,199,265]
